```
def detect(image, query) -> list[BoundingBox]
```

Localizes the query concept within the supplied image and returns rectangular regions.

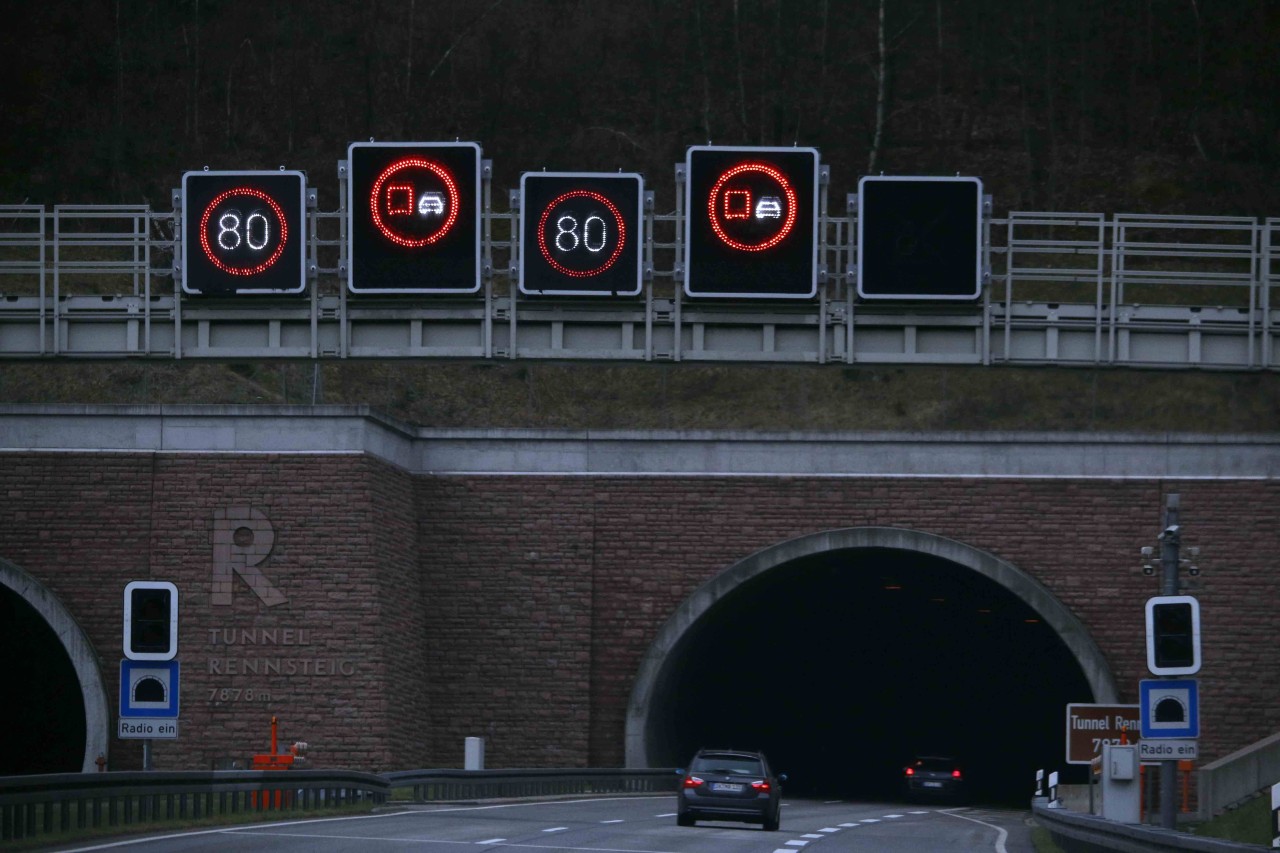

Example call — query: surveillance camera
[1162,524,1180,536]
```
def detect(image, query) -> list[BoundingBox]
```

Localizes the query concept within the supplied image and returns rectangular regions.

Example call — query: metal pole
[1158,493,1181,829]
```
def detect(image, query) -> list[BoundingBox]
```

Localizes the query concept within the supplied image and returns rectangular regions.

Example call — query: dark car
[676,748,784,831]
[903,755,964,800]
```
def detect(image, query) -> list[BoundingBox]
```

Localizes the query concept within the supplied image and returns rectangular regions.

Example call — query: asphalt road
[49,796,1039,853]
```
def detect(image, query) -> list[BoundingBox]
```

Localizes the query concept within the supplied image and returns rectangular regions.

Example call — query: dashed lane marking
[542,826,568,833]
[784,840,810,846]
[477,839,507,845]
[818,827,840,833]
[801,833,825,838]
[600,819,625,824]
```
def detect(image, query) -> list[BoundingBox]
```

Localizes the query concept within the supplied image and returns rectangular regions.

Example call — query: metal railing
[1,201,1276,369]
[0,768,388,843]
[0,766,677,844]
[383,767,679,803]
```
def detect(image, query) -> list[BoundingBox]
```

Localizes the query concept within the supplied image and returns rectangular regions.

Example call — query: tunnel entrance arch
[626,527,1116,800]
[0,558,109,774]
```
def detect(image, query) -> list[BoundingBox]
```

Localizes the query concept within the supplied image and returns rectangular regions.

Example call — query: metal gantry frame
[0,172,1276,369]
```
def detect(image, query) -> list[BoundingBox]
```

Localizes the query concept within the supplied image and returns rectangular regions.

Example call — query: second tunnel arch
[625,526,1118,781]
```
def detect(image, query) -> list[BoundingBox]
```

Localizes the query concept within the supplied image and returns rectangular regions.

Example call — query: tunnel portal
[628,529,1109,804]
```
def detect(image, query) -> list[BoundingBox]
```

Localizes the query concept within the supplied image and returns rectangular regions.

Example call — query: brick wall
[2,452,1277,772]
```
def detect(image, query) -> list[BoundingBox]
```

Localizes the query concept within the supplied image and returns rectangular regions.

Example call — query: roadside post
[1139,494,1203,830]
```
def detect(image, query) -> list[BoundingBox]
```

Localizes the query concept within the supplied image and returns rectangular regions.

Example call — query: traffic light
[684,146,820,298]
[124,581,178,661]
[1145,595,1201,675]
[519,172,644,296]
[347,141,482,294]
[181,170,308,296]
[856,176,984,300]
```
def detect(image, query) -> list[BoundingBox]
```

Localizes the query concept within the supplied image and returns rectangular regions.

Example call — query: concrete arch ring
[624,526,1118,768]
[0,557,110,772]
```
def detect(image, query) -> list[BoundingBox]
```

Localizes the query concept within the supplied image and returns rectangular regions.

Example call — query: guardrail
[0,767,677,844]
[0,768,389,843]
[383,767,679,802]
[1031,799,1263,852]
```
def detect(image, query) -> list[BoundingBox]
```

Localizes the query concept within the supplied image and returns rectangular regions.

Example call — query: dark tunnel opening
[0,584,86,775]
[646,547,1094,805]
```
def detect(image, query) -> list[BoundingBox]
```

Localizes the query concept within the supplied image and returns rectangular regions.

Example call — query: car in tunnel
[676,748,785,831]
[903,754,965,800]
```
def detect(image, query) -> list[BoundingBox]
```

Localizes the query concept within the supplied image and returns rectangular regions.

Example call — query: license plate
[711,782,744,793]
[923,781,943,788]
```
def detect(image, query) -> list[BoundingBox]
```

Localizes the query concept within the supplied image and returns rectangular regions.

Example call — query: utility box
[1100,743,1140,823]
[464,737,485,770]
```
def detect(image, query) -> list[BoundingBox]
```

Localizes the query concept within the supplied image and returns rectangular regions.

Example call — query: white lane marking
[823,799,843,804]
[477,839,507,845]
[655,812,677,817]
[838,822,860,827]
[818,827,840,833]
[774,849,796,853]
[785,840,810,847]
[885,814,904,819]
[52,811,421,852]
[939,807,1009,853]
[235,832,685,853]
[801,833,825,838]
[600,819,625,824]
[543,826,569,833]
[860,818,880,823]
[910,810,929,815]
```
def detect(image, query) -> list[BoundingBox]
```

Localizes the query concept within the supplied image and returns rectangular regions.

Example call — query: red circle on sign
[198,187,288,276]
[369,157,460,248]
[707,161,798,252]
[536,190,627,278]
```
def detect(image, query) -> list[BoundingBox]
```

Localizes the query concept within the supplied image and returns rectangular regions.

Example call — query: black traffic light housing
[1145,595,1201,675]
[124,581,178,661]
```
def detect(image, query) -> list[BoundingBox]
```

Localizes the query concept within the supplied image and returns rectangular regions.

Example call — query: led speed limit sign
[180,170,307,296]
[519,172,644,296]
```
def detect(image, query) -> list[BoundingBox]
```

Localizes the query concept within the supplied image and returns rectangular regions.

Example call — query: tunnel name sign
[1065,703,1140,764]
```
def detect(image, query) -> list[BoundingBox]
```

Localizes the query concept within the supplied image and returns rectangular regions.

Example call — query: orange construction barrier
[250,716,295,809]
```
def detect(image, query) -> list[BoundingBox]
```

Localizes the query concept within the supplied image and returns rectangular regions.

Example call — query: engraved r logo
[212,507,286,607]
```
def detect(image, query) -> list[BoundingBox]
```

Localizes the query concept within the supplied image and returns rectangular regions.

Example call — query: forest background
[2,0,1278,430]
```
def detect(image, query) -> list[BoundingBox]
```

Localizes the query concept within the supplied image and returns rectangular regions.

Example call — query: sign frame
[856,175,984,301]
[518,171,645,297]
[346,140,483,295]
[180,170,308,296]
[683,145,821,300]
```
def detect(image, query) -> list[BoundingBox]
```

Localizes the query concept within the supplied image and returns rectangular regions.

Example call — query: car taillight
[905,767,915,776]
[750,780,771,792]
[683,775,704,788]
[952,769,962,779]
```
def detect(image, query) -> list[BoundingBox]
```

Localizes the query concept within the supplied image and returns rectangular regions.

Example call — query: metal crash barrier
[0,768,389,843]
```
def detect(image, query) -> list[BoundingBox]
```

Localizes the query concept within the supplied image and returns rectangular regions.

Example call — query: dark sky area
[2,0,1278,215]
